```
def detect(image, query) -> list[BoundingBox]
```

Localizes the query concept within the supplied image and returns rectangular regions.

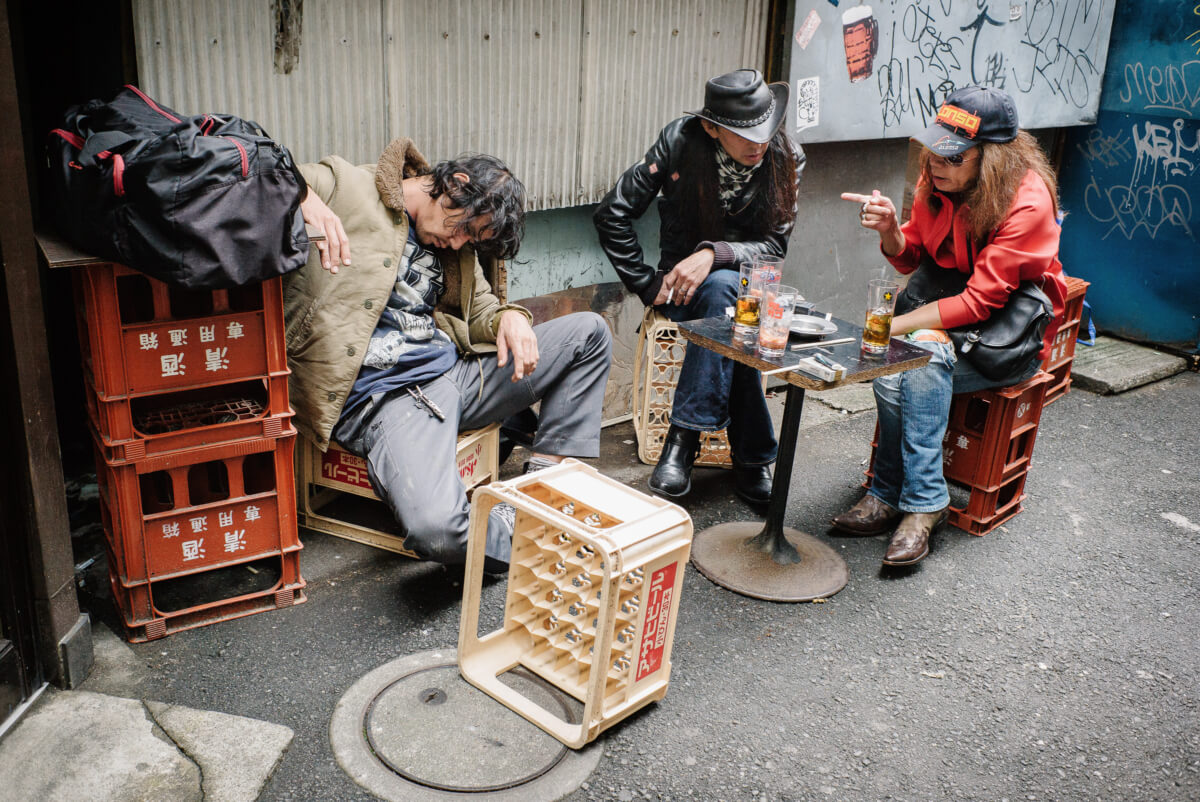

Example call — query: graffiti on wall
[1080,118,1197,241]
[789,0,1117,142]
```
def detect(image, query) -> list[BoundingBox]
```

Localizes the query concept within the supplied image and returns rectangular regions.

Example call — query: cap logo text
[936,104,981,137]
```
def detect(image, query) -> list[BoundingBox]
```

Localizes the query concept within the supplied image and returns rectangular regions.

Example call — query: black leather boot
[648,425,701,498]
[733,463,773,505]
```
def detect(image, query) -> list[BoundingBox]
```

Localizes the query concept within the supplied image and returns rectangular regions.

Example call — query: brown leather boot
[830,495,901,536]
[882,508,948,566]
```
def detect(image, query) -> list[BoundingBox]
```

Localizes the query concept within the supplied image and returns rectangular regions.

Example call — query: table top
[678,314,931,390]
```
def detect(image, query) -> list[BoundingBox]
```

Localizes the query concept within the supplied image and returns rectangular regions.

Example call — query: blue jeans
[869,339,1040,513]
[658,269,777,466]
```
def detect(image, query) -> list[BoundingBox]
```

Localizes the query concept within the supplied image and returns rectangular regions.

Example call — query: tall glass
[733,255,784,337]
[758,284,799,358]
[862,278,900,354]
[733,263,762,336]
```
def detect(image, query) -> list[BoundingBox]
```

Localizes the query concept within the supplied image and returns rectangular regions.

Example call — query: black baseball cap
[912,85,1019,157]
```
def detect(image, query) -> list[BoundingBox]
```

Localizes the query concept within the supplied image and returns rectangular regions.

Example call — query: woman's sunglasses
[929,151,978,167]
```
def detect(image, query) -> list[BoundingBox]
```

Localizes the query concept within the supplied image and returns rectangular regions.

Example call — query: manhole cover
[366,665,570,791]
[330,649,602,801]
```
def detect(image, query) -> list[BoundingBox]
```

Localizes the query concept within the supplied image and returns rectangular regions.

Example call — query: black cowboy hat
[686,69,789,145]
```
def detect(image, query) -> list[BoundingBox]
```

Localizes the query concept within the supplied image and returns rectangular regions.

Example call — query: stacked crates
[633,309,733,467]
[459,460,693,748]
[864,371,1053,536]
[940,371,1053,534]
[1041,275,1090,405]
[76,261,304,641]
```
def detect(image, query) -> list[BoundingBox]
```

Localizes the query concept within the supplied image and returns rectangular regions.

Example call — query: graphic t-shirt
[341,216,458,417]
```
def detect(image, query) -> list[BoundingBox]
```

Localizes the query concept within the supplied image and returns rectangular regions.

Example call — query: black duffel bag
[50,84,309,289]
[895,257,1053,381]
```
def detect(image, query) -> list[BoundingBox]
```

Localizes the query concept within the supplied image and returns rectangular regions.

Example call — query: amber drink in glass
[862,278,899,354]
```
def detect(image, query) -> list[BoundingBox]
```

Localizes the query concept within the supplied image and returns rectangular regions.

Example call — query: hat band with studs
[703,96,776,129]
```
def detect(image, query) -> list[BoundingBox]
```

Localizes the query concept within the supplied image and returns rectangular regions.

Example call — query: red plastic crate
[942,371,1051,491]
[73,262,287,399]
[88,372,293,462]
[948,470,1029,536]
[1042,359,1073,406]
[1040,275,1089,393]
[941,372,1051,490]
[96,432,300,583]
[106,542,305,642]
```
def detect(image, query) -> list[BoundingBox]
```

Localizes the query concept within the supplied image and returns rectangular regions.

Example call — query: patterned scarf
[714,145,763,213]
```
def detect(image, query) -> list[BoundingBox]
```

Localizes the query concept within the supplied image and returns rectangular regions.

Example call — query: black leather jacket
[593,116,805,305]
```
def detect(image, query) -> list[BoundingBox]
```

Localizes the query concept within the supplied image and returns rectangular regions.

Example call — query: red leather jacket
[887,169,1067,359]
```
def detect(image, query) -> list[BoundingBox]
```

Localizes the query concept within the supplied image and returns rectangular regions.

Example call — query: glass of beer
[733,256,783,337]
[862,278,899,354]
[733,263,762,336]
[758,284,799,358]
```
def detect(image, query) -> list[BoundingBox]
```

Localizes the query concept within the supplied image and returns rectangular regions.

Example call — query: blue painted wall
[1057,0,1200,351]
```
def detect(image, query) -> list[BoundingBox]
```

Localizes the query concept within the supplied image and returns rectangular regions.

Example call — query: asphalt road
[74,371,1200,801]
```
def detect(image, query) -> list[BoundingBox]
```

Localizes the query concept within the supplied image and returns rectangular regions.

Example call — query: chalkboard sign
[788,0,1118,142]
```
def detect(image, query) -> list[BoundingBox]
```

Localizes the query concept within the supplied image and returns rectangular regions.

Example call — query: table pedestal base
[690,522,849,602]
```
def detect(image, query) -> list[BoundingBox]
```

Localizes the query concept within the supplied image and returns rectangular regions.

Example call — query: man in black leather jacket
[594,69,805,503]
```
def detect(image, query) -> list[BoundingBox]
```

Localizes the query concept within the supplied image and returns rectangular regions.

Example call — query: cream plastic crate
[295,424,499,557]
[459,460,693,748]
[633,309,733,467]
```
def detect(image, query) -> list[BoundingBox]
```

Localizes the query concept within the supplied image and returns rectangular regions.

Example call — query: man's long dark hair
[676,119,801,245]
[428,154,526,261]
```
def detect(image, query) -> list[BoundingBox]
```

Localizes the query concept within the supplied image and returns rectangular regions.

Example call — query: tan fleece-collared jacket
[284,138,530,449]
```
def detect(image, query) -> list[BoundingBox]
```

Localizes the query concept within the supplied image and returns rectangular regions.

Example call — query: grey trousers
[333,312,612,564]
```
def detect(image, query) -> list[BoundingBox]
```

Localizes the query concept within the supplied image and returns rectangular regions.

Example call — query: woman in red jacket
[834,86,1067,567]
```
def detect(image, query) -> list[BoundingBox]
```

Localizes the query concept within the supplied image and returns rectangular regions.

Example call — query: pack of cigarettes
[792,355,846,382]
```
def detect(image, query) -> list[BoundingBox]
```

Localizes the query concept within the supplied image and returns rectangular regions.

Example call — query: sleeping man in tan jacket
[287,139,612,571]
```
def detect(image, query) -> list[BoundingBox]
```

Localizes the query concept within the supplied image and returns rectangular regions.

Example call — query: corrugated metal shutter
[132,0,768,211]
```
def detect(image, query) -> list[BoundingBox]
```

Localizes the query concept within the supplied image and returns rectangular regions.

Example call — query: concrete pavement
[1,344,1196,801]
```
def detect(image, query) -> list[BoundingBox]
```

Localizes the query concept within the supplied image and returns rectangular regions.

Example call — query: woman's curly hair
[427,154,526,261]
[917,131,1060,238]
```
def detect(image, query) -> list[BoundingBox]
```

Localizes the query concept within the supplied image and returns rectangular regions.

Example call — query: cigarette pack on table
[459,460,693,748]
[792,355,846,382]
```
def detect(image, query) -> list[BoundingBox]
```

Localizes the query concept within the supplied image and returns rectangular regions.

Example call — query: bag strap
[79,130,139,165]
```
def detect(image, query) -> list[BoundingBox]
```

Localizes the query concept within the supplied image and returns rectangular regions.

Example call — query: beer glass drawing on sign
[842,5,879,83]
[862,278,899,354]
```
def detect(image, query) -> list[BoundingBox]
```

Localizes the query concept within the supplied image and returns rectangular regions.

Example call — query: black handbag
[50,85,310,290]
[895,256,1053,381]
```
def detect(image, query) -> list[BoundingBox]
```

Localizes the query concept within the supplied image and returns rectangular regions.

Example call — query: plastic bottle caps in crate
[459,460,693,748]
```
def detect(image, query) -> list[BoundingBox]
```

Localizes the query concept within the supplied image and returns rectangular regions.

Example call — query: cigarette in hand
[666,287,675,303]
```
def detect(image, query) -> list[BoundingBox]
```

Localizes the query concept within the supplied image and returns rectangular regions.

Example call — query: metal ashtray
[789,315,838,338]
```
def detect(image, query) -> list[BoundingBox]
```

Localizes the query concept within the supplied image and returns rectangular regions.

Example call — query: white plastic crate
[295,424,500,557]
[459,460,693,748]
[632,309,733,467]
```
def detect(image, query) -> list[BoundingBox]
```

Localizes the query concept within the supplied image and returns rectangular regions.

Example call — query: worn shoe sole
[880,512,948,566]
[880,544,930,566]
[648,476,691,498]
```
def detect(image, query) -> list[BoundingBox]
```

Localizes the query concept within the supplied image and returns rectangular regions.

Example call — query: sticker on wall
[1009,3,1023,21]
[795,77,819,132]
[795,9,822,50]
